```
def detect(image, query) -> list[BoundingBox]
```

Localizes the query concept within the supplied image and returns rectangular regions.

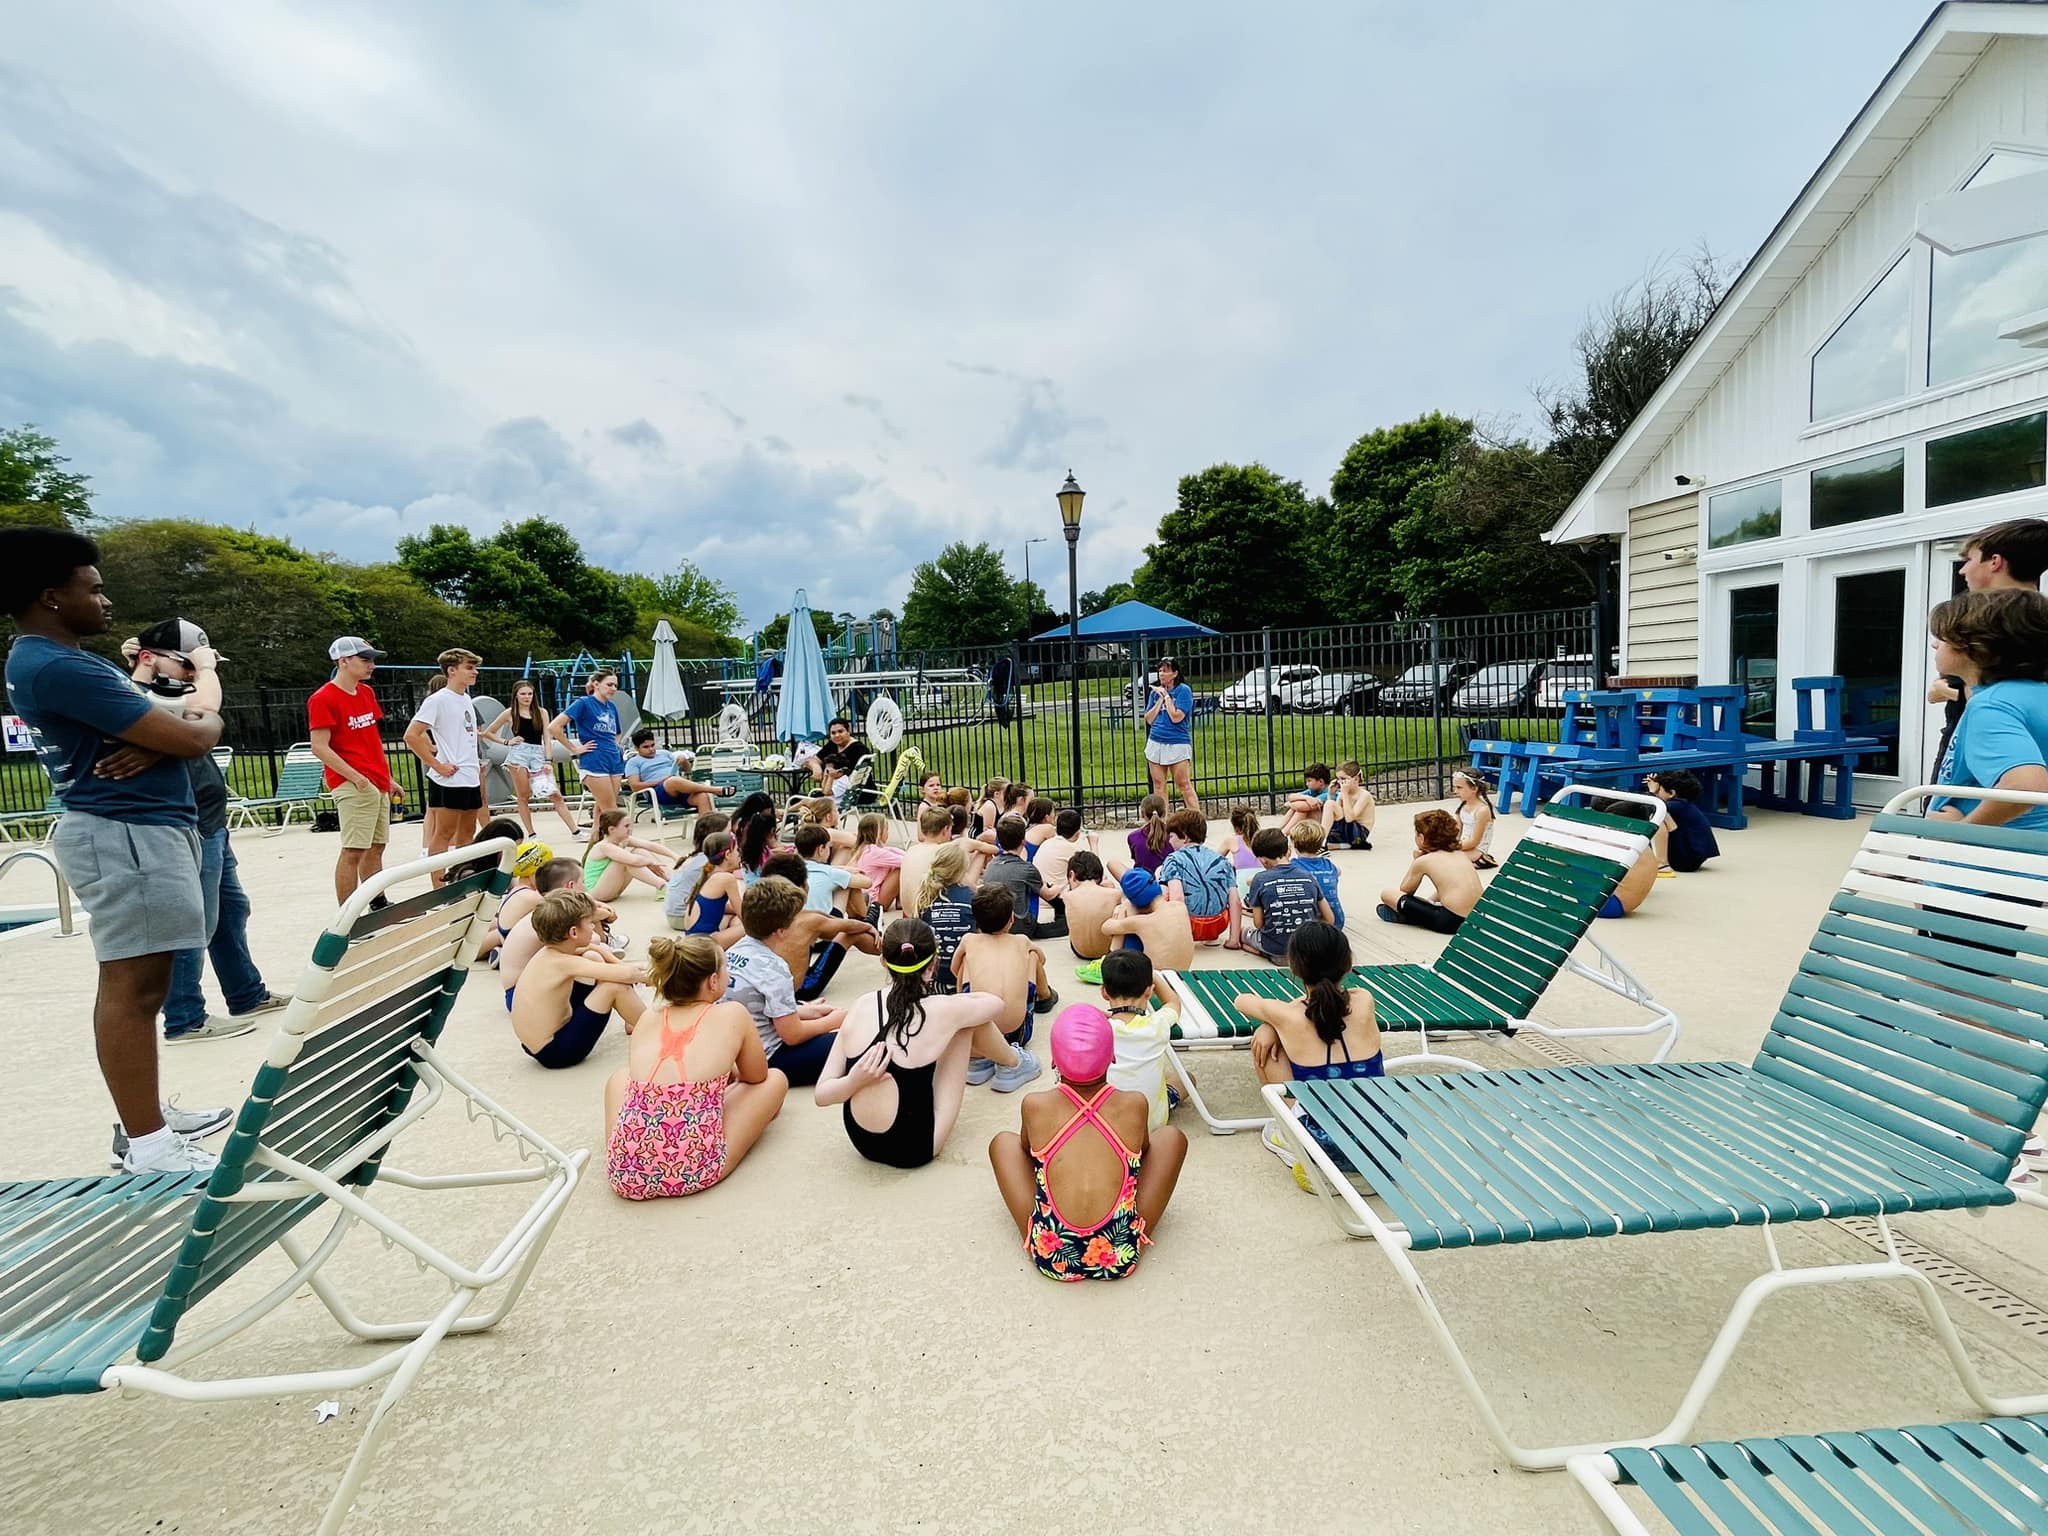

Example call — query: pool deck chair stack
[1165,787,1676,1134]
[1263,786,2048,1473]
[0,839,588,1534]
[1569,1415,2048,1535]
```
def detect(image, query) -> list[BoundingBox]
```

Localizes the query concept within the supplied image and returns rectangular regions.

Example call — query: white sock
[125,1126,176,1166]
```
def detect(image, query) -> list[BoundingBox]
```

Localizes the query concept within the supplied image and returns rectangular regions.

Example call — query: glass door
[1727,582,1780,736]
[1923,544,1968,783]
[1810,550,1919,800]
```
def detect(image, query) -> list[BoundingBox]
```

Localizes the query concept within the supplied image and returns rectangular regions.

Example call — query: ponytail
[645,934,722,1003]
[737,810,777,871]
[1138,793,1169,853]
[690,832,735,911]
[878,918,938,1048]
[916,842,967,917]
[1288,921,1354,1044]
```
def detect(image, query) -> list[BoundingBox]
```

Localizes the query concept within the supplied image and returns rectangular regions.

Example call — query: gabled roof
[1547,1,2048,544]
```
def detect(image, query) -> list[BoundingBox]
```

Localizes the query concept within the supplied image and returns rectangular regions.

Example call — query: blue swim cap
[1119,868,1162,909]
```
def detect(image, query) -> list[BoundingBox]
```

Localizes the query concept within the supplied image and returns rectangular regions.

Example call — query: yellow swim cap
[512,839,553,878]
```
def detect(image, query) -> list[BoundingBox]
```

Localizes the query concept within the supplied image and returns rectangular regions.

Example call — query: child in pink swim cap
[989,1005,1189,1282]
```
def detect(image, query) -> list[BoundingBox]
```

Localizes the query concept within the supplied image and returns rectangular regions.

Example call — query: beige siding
[1631,34,2048,500]
[1626,495,1700,671]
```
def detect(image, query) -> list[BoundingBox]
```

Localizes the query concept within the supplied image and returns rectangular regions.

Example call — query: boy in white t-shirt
[402,646,484,881]
[1099,950,1183,1130]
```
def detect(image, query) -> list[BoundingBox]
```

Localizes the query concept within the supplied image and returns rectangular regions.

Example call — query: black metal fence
[0,606,1596,819]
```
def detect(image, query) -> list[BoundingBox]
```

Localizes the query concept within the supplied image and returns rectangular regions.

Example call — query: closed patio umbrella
[775,589,836,745]
[642,620,690,720]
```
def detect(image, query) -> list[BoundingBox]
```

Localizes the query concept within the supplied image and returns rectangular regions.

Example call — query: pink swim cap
[1051,1004,1115,1083]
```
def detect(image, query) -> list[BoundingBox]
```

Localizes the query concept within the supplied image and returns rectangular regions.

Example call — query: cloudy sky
[3,0,1937,630]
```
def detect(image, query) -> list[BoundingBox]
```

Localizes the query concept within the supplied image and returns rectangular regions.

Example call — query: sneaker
[1260,1122,1299,1170]
[2025,1134,2047,1172]
[1073,960,1103,985]
[163,1014,260,1045]
[2010,1165,2039,1189]
[229,990,291,1019]
[992,1047,1043,1093]
[966,1056,998,1086]
[121,1132,220,1175]
[110,1101,233,1168]
[606,926,631,953]
[1033,985,1058,1015]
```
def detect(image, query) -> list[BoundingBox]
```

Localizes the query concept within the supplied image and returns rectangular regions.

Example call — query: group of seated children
[1278,761,1377,850]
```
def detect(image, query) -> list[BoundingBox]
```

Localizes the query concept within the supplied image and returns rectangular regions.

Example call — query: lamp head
[1057,470,1085,533]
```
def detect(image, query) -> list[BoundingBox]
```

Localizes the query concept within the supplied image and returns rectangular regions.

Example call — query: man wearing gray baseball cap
[308,636,395,904]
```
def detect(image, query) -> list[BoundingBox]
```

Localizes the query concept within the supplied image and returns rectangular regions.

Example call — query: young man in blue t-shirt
[1,528,232,1173]
[550,668,628,828]
[623,727,722,816]
[1929,588,2048,832]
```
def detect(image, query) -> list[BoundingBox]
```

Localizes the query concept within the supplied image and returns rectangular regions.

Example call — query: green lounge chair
[0,840,587,1533]
[1570,1416,2048,1534]
[1263,787,2048,1472]
[1165,788,1676,1133]
[227,741,331,833]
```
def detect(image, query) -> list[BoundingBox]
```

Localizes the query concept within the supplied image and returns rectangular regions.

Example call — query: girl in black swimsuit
[812,919,1041,1168]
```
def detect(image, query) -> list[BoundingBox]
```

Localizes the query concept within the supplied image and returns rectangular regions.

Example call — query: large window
[1929,152,2048,386]
[1728,584,1779,736]
[1811,447,1905,530]
[1926,412,2048,506]
[1706,481,1782,549]
[1811,253,1913,421]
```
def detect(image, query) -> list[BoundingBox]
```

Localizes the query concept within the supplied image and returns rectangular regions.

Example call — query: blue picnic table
[1468,678,1881,830]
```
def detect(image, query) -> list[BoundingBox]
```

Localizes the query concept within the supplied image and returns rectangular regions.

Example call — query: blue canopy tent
[1029,600,1218,645]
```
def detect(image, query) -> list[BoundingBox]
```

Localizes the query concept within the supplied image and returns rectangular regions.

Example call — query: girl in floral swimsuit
[604,935,788,1199]
[988,1005,1189,1282]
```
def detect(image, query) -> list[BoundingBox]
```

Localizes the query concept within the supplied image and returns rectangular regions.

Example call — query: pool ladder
[0,848,76,935]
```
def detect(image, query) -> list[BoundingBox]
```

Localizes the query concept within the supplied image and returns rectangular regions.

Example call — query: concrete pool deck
[6,801,2048,1534]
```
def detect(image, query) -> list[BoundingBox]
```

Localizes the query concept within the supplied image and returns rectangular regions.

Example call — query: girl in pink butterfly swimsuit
[604,935,788,1199]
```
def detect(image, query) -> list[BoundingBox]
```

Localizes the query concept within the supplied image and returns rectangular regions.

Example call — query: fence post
[1262,627,1278,814]
[257,688,281,795]
[1429,617,1446,800]
[1010,643,1027,787]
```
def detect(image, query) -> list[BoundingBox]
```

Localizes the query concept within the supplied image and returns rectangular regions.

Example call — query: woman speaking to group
[1142,654,1198,812]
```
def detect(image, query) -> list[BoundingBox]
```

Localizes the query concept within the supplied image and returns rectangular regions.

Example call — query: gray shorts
[51,812,207,963]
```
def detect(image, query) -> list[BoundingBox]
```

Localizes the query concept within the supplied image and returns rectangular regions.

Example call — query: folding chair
[0,840,587,1532]
[1165,788,1678,1133]
[1263,787,2048,1472]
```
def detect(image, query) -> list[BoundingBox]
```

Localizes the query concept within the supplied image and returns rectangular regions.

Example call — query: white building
[1547,0,2048,807]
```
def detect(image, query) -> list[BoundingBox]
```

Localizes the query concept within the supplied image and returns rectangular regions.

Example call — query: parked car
[1219,664,1321,713]
[1448,659,1546,715]
[1286,671,1382,715]
[1119,670,1161,711]
[1533,659,1599,714]
[1374,658,1480,713]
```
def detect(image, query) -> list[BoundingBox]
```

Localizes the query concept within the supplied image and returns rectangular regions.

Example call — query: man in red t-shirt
[308,637,394,904]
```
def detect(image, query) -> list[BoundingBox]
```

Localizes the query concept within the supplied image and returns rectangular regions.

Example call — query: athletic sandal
[1033,985,1059,1015]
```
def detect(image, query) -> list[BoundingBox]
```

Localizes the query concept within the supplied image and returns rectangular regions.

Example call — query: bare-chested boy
[1375,809,1481,935]
[511,889,647,1068]
[1061,850,1121,962]
[500,857,620,1006]
[1321,760,1376,850]
[898,805,954,918]
[950,887,1057,1055]
[1100,867,1196,972]
[761,850,885,1000]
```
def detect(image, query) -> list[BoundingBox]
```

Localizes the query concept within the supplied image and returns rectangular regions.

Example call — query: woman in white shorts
[1141,654,1200,812]
[482,678,581,839]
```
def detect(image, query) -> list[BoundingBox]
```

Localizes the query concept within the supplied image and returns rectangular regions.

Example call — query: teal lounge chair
[0,840,587,1532]
[1264,787,2048,1472]
[227,742,331,833]
[1570,1416,2048,1534]
[1166,788,1677,1133]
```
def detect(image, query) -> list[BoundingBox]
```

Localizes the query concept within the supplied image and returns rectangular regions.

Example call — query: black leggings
[1376,894,1465,935]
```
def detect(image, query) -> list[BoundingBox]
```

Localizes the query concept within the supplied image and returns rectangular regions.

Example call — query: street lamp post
[1057,471,1086,809]
[1022,535,1047,602]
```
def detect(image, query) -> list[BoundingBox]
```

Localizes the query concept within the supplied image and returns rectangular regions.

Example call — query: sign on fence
[2,716,34,754]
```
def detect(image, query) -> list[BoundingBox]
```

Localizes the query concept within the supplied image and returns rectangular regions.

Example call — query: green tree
[1318,414,1472,620]
[648,559,742,640]
[757,608,838,651]
[396,517,637,651]
[0,426,93,527]
[1413,435,1600,614]
[92,520,368,688]
[1131,464,1317,631]
[1081,581,1135,615]
[900,541,1023,651]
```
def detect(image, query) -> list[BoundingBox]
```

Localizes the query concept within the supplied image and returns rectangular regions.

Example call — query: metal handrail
[0,848,75,935]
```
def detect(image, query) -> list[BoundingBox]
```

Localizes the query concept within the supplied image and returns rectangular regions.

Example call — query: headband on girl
[884,940,933,975]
